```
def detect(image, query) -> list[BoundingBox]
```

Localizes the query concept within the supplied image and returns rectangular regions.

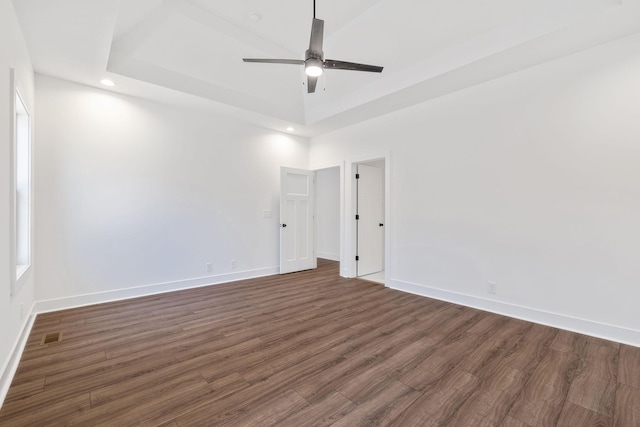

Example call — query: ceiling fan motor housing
[305,49,324,62]
[305,48,325,75]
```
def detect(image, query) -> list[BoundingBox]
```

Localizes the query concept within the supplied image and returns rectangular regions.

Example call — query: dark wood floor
[1,259,638,426]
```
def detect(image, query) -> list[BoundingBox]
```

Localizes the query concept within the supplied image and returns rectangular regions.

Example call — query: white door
[280,167,316,274]
[357,164,384,276]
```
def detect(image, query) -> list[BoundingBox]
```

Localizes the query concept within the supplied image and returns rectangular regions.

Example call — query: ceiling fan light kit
[305,57,324,77]
[243,0,383,93]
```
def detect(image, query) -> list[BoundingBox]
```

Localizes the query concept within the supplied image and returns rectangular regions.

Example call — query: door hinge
[355,214,360,220]
[355,255,359,261]
[355,173,360,179]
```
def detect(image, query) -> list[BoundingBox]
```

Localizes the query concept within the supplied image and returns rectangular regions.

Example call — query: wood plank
[291,350,386,403]
[89,360,209,407]
[613,383,640,427]
[336,336,437,403]
[399,332,484,390]
[173,377,293,425]
[329,380,421,427]
[67,370,211,425]
[446,366,526,426]
[95,382,214,426]
[503,323,558,374]
[0,393,91,426]
[566,341,618,417]
[507,349,581,426]
[277,392,356,427]
[556,401,612,427]
[388,369,479,426]
[550,329,588,354]
[12,351,107,385]
[217,388,308,427]
[456,318,532,379]
[501,415,530,427]
[2,377,45,403]
[618,344,640,389]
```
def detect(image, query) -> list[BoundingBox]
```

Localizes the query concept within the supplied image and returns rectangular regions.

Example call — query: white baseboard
[34,267,279,314]
[388,278,640,348]
[0,304,37,409]
[317,252,340,262]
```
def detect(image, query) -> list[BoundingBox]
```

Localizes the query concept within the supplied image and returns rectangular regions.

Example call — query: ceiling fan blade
[309,19,324,54]
[307,75,318,94]
[324,59,383,73]
[243,58,305,65]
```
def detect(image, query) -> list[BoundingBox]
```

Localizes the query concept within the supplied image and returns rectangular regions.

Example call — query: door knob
[379,223,384,227]
[281,223,287,228]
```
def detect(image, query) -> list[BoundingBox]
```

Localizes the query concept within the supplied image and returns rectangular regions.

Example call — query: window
[11,69,31,294]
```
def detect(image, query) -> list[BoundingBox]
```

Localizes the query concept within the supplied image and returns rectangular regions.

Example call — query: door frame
[345,152,391,282]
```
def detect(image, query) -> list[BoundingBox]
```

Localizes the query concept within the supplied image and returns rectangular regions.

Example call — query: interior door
[280,167,316,274]
[357,164,384,276]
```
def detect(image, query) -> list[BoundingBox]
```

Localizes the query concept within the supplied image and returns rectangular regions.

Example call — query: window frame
[10,68,32,296]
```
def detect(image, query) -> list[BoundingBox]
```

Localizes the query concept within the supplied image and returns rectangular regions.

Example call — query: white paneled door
[357,163,384,276]
[280,167,316,274]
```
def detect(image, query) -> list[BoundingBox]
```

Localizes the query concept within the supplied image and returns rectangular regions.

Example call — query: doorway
[355,160,385,284]
[315,166,341,263]
[283,156,389,283]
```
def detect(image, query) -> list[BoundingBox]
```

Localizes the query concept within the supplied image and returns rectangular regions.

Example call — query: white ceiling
[13,0,640,136]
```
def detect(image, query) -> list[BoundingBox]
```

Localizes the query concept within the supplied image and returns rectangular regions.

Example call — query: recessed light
[100,79,115,87]
[286,126,295,132]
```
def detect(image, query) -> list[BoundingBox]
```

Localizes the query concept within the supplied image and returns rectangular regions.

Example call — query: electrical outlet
[206,262,213,273]
[231,260,237,270]
[263,210,272,218]
[487,281,497,295]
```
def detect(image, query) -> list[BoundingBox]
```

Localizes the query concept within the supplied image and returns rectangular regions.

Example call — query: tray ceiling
[13,0,640,136]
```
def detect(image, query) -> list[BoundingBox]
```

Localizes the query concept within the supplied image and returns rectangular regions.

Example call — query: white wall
[310,32,640,346]
[0,0,36,404]
[34,75,309,309]
[315,167,340,261]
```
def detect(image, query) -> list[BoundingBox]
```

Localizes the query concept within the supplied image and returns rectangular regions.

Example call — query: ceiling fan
[243,0,383,93]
